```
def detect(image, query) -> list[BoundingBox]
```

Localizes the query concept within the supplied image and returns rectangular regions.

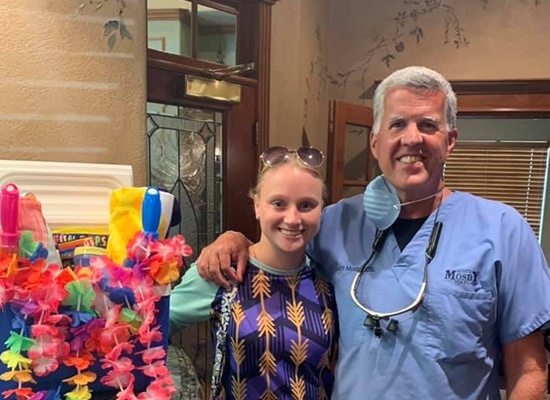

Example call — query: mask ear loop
[379,175,444,208]
[400,190,442,208]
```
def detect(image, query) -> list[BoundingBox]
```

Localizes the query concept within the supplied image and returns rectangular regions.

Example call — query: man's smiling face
[370,87,457,202]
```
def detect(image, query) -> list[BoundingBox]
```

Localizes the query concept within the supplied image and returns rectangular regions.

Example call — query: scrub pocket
[422,288,494,363]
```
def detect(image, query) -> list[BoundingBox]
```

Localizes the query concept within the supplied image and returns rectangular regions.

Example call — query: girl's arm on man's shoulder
[169,263,219,334]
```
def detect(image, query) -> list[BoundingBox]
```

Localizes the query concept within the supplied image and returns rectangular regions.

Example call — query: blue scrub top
[309,191,550,399]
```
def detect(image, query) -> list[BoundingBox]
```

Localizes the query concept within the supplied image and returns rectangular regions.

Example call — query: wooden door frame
[327,101,375,204]
[147,0,277,156]
[146,0,280,239]
[451,79,550,117]
[147,56,260,240]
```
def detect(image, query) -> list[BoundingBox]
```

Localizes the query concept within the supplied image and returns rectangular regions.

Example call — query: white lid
[0,160,133,229]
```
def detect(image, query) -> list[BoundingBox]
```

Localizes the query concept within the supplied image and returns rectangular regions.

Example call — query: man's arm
[195,231,252,288]
[503,330,548,399]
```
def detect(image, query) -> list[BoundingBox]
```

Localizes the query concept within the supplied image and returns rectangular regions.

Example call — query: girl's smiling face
[253,162,324,269]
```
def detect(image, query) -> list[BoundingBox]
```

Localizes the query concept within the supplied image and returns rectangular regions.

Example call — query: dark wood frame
[451,80,550,95]
[369,79,550,115]
[327,101,375,204]
[148,0,277,149]
[147,0,279,238]
[451,80,550,117]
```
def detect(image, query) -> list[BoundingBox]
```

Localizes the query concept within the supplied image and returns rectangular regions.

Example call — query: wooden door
[147,62,259,245]
[327,100,378,204]
[147,60,258,400]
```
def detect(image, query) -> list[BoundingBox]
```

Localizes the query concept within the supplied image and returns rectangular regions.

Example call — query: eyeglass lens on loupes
[260,146,325,168]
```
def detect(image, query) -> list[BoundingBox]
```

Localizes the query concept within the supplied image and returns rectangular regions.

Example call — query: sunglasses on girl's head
[260,146,325,168]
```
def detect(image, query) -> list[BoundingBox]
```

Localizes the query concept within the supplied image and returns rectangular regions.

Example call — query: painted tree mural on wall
[75,0,133,51]
[304,23,327,124]
[300,0,547,144]
[325,0,546,93]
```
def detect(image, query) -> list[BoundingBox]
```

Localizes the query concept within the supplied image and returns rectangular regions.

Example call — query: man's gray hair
[372,66,457,134]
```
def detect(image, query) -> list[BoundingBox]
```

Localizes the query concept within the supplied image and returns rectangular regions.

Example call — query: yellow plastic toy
[106,187,174,265]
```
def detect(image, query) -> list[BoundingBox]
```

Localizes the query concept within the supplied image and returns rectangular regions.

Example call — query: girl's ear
[254,196,260,220]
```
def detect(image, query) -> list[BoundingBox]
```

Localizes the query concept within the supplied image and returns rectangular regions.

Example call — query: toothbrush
[141,186,161,241]
[1,183,20,252]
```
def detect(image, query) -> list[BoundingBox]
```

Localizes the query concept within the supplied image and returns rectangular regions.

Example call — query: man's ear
[447,129,458,155]
[370,132,379,160]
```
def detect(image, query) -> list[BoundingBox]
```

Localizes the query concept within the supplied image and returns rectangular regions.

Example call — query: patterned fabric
[211,284,238,398]
[211,261,338,400]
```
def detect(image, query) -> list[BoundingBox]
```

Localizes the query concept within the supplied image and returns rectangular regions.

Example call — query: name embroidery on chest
[336,265,372,272]
[444,269,478,285]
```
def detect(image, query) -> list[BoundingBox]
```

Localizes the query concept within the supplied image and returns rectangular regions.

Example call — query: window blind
[444,142,549,237]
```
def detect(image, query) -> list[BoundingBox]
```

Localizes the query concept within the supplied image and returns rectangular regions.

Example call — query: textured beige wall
[0,0,147,185]
[270,0,303,148]
[328,0,550,103]
[270,0,330,152]
[270,0,550,148]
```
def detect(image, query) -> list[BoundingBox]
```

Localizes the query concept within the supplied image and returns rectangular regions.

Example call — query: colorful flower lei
[0,230,192,400]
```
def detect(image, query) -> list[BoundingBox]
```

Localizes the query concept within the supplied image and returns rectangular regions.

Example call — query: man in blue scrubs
[194,66,550,399]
